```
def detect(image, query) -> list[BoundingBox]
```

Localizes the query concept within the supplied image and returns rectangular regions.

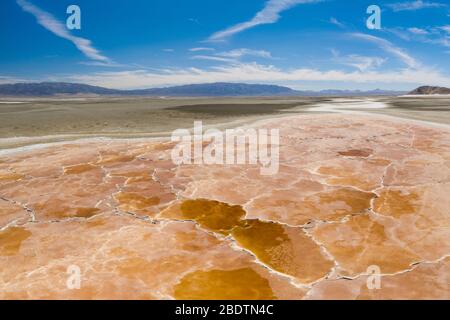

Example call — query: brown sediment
[32,201,102,219]
[74,207,101,218]
[318,188,375,215]
[246,186,375,226]
[367,158,391,166]
[338,149,373,157]
[163,199,334,282]
[231,220,334,283]
[178,199,246,235]
[86,218,107,228]
[96,153,136,166]
[110,171,151,178]
[306,257,450,300]
[312,214,421,276]
[317,164,382,191]
[0,172,24,182]
[114,192,160,211]
[373,189,420,217]
[116,256,156,279]
[0,227,32,256]
[174,268,276,300]
[0,199,30,227]
[64,164,98,175]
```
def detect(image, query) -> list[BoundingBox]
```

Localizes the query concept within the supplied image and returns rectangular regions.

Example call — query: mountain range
[408,86,450,95]
[0,81,425,97]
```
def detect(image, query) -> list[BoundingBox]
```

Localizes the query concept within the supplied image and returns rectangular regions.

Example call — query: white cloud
[188,18,200,24]
[63,62,450,90]
[329,17,345,28]
[163,48,175,52]
[191,55,236,63]
[385,27,412,41]
[189,47,215,52]
[387,1,446,12]
[217,48,273,59]
[60,34,447,90]
[208,0,320,41]
[388,26,450,48]
[440,25,450,34]
[78,61,128,68]
[190,48,273,63]
[433,37,450,47]
[347,56,386,72]
[408,27,429,35]
[332,52,386,72]
[350,33,420,69]
[0,76,31,84]
[16,0,109,62]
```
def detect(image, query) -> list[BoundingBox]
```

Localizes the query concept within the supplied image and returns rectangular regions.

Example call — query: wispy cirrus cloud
[16,0,110,62]
[387,0,446,12]
[331,50,386,72]
[408,27,429,35]
[387,26,450,48]
[208,0,321,41]
[217,48,273,59]
[344,55,386,72]
[329,17,345,28]
[191,55,236,63]
[350,33,420,69]
[0,76,31,84]
[189,47,216,52]
[440,25,450,34]
[191,48,273,63]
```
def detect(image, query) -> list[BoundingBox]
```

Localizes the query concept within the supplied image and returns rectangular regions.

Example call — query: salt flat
[0,112,448,299]
[0,96,449,149]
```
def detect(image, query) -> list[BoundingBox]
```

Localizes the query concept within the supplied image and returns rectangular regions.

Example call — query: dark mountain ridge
[408,86,450,95]
[133,82,296,96]
[0,82,120,96]
[0,81,406,97]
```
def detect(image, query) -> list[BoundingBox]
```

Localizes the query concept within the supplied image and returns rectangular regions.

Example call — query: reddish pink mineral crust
[0,114,449,299]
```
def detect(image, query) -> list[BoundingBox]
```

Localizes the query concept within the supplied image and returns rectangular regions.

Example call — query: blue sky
[1,0,450,90]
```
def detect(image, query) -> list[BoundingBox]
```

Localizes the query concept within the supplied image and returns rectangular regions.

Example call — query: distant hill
[0,81,406,97]
[0,82,121,96]
[134,82,296,96]
[297,89,406,96]
[0,82,295,97]
[408,86,450,95]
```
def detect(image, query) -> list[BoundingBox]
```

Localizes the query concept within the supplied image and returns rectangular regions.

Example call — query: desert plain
[0,96,449,299]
